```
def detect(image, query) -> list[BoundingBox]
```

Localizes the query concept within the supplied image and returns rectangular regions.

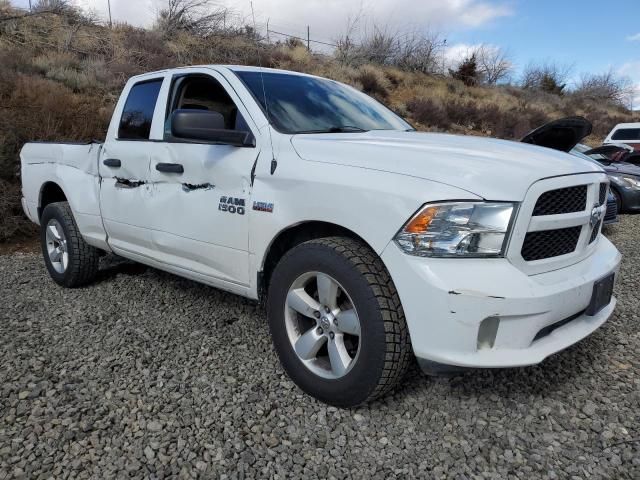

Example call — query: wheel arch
[38,181,68,220]
[609,184,624,211]
[258,221,381,300]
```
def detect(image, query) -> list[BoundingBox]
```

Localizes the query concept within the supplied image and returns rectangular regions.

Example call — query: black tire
[40,202,100,288]
[267,236,412,407]
[611,188,623,213]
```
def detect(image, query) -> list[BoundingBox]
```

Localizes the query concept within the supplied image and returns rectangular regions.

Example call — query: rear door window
[611,128,640,141]
[118,79,163,140]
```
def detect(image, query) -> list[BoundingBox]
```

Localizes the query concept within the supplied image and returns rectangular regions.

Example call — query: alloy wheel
[284,271,361,379]
[45,219,69,274]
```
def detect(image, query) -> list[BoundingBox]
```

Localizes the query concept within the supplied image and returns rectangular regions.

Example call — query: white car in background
[604,122,640,151]
[19,66,621,407]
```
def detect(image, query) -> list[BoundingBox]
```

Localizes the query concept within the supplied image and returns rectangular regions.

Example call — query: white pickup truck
[21,66,621,407]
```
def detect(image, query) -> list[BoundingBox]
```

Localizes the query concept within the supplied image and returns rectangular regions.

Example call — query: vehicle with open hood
[581,143,640,167]
[19,67,621,407]
[520,117,620,221]
[572,143,640,213]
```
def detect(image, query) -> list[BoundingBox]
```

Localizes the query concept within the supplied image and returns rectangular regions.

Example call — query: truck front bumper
[381,236,621,369]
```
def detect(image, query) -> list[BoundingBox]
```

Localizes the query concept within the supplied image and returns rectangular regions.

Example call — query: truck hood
[602,161,640,176]
[290,130,603,200]
[520,116,592,153]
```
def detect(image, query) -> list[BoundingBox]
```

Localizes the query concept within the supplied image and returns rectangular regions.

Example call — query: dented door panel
[98,141,156,257]
[19,143,109,250]
[146,142,256,285]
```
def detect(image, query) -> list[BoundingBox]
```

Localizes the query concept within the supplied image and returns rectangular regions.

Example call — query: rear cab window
[611,128,640,141]
[118,79,164,140]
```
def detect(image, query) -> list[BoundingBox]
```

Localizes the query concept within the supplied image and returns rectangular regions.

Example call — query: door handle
[156,163,184,174]
[103,158,121,168]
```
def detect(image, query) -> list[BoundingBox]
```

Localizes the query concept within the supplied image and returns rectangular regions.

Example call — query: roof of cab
[127,65,319,82]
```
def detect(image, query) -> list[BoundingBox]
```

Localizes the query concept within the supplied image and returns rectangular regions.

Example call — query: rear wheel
[40,202,99,288]
[267,237,412,407]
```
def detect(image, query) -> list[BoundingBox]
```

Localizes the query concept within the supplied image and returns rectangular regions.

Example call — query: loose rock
[0,219,638,478]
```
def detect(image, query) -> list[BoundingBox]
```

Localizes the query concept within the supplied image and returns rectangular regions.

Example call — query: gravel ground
[1,218,639,480]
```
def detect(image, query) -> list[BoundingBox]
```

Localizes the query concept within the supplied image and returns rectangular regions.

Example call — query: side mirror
[167,109,255,147]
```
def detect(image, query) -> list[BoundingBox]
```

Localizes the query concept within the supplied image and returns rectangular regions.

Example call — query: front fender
[248,153,481,296]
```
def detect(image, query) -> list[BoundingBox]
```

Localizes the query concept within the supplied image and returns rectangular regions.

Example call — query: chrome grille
[532,185,587,216]
[510,174,608,275]
[589,220,601,243]
[521,226,582,261]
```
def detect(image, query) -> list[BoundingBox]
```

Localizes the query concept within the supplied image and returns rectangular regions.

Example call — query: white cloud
[442,42,508,71]
[10,0,158,25]
[443,42,481,69]
[11,0,512,36]
[627,32,640,41]
[618,61,640,76]
[249,0,512,40]
[74,0,158,27]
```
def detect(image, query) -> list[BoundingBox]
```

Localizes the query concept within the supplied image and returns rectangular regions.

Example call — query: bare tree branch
[334,23,446,74]
[574,70,636,108]
[154,0,235,37]
[521,61,574,95]
[474,44,513,85]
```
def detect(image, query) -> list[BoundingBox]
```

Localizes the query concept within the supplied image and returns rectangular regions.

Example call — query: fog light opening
[477,316,500,350]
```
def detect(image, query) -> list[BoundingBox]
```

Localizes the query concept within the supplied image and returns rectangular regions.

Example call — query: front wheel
[267,237,412,407]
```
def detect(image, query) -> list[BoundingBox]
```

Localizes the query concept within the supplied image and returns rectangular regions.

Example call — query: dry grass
[0,179,37,242]
[0,5,638,242]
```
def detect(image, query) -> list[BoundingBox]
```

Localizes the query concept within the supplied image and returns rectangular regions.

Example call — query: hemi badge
[253,201,274,213]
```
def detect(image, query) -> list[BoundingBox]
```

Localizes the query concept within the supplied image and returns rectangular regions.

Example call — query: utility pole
[28,0,32,11]
[107,0,113,28]
[442,38,447,74]
[266,19,269,43]
[306,25,310,51]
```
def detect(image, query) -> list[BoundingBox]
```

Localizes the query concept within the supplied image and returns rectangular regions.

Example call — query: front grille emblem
[590,204,605,229]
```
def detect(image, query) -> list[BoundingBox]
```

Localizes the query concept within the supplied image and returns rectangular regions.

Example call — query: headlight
[394,202,516,257]
[621,176,640,189]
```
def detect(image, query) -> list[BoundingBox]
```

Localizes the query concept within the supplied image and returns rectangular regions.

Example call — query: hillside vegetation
[0,1,637,242]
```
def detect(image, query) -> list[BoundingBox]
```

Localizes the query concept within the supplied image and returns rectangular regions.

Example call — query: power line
[267,29,338,48]
[265,20,336,45]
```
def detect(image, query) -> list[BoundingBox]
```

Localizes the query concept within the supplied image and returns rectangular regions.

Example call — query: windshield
[573,144,590,153]
[235,71,411,134]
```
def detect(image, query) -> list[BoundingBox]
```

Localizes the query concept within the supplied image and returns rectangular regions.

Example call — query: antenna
[249,1,277,174]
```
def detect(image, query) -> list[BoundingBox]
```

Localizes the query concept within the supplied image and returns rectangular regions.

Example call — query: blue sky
[10,0,640,107]
[447,0,640,101]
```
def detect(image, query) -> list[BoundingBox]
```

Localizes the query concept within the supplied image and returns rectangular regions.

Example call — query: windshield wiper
[296,125,369,134]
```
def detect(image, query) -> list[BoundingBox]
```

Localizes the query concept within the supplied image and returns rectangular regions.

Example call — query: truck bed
[20,141,108,250]
[20,141,102,175]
